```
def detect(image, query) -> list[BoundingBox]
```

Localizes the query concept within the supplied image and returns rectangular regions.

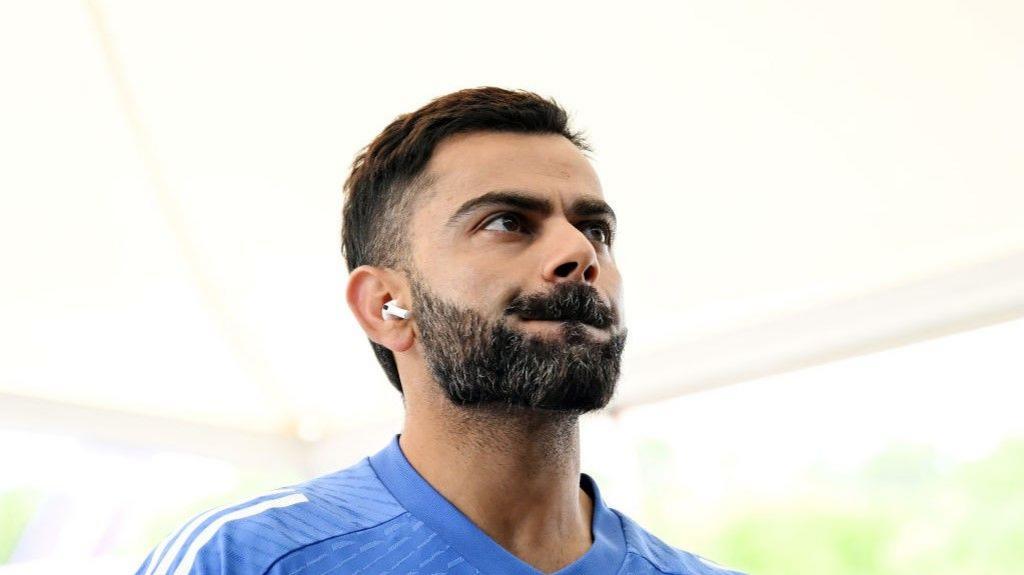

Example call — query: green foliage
[713,506,894,574]
[688,439,1024,575]
[0,489,41,563]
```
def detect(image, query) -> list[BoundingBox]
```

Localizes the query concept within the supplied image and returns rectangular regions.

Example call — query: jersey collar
[369,434,627,575]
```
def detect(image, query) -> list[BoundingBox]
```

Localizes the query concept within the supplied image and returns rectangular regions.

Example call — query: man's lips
[517,313,577,322]
[516,315,608,330]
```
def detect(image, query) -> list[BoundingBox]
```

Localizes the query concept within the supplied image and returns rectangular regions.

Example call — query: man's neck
[399,400,594,574]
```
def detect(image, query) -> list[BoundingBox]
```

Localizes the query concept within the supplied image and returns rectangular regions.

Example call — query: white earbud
[381,299,410,320]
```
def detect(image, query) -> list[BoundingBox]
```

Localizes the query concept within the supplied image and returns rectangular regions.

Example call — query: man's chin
[442,373,619,414]
[449,395,615,415]
[453,401,603,418]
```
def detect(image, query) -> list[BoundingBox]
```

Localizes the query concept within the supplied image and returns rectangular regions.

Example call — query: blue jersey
[135,435,744,575]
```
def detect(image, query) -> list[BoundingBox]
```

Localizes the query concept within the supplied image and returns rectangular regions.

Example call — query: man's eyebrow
[569,197,617,227]
[446,190,617,227]
[446,190,551,227]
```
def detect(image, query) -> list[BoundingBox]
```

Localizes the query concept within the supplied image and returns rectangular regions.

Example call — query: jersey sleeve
[132,490,310,575]
[131,524,240,575]
[133,545,158,575]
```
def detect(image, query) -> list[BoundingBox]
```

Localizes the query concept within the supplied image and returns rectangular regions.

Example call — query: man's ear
[346,265,415,353]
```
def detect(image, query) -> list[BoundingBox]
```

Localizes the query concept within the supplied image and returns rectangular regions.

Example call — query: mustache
[504,282,618,329]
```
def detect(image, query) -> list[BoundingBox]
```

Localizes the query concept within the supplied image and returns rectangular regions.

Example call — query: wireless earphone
[381,299,410,320]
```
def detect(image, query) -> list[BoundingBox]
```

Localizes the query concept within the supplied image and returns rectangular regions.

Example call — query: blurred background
[2,1,1023,573]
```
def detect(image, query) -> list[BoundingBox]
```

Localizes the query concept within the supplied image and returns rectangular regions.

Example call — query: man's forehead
[417,131,604,212]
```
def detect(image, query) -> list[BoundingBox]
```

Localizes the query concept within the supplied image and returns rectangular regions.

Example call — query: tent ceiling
[2,1,1023,440]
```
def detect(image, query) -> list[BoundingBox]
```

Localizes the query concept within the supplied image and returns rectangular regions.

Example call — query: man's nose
[541,222,600,284]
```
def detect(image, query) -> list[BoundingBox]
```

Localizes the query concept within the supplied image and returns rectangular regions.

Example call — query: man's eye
[482,213,527,234]
[582,222,612,245]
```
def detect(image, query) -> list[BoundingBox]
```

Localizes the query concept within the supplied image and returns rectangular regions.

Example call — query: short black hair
[341,87,589,392]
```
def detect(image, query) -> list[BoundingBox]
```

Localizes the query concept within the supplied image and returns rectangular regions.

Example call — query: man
[135,88,744,575]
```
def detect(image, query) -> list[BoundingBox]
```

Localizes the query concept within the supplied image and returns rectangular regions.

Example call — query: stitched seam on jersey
[260,510,412,575]
[627,551,684,575]
[605,507,630,574]
[613,509,680,574]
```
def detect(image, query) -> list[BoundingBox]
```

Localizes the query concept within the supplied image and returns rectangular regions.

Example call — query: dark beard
[409,275,627,413]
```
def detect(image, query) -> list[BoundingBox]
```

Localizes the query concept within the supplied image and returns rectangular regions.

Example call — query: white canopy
[2,0,1022,465]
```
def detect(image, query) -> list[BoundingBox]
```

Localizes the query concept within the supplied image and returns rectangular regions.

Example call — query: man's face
[405,131,627,412]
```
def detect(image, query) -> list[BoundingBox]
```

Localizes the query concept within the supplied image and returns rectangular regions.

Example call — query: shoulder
[135,458,407,575]
[613,509,748,575]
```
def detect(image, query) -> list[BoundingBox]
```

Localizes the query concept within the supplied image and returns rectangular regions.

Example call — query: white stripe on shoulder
[141,528,176,575]
[149,488,297,575]
[170,492,309,575]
